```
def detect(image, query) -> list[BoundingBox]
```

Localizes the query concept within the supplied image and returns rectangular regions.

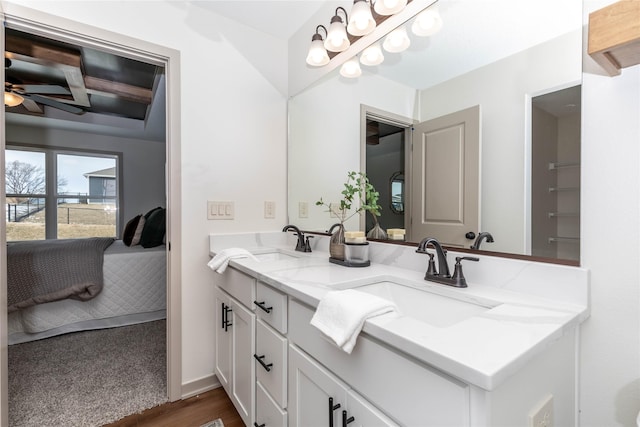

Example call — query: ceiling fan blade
[23,93,85,115]
[20,98,44,113]
[16,84,71,96]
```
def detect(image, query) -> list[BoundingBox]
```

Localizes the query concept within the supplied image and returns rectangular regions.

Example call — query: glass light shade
[340,57,362,78]
[411,7,443,37]
[306,38,330,66]
[4,91,24,107]
[325,18,350,52]
[347,0,376,37]
[374,0,407,16]
[360,43,384,66]
[383,26,410,53]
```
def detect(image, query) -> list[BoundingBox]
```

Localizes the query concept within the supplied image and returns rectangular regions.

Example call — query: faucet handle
[451,256,479,288]
[304,235,314,252]
[425,252,437,276]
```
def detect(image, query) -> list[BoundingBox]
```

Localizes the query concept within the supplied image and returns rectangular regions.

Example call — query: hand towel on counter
[310,289,398,354]
[207,248,259,274]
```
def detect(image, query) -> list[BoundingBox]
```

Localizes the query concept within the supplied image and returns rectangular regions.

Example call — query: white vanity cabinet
[213,269,256,427]
[254,281,289,427]
[289,343,398,427]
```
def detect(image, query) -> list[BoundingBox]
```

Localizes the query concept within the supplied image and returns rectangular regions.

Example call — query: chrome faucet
[470,232,494,250]
[282,224,312,252]
[416,237,478,288]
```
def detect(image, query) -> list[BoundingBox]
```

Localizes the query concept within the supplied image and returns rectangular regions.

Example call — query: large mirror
[288,0,582,262]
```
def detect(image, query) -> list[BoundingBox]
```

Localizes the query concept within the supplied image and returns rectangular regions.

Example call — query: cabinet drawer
[256,380,287,427]
[256,319,287,409]
[214,266,256,309]
[255,282,287,334]
[288,299,470,427]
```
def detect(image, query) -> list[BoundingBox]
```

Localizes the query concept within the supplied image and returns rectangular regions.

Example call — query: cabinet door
[344,390,399,427]
[230,297,256,427]
[288,345,348,427]
[256,380,287,427]
[214,289,232,392]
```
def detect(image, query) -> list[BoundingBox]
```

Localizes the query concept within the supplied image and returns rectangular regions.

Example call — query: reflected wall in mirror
[288,0,582,262]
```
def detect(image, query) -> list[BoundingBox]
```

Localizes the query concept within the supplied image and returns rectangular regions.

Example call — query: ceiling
[4,28,166,142]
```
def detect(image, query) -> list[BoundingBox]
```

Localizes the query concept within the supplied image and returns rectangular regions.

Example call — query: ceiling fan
[4,58,85,115]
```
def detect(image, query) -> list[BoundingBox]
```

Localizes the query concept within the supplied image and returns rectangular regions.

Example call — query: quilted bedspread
[7,237,115,313]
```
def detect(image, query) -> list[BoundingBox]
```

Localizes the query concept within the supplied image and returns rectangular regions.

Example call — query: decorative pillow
[122,214,143,246]
[140,207,166,248]
[130,215,146,246]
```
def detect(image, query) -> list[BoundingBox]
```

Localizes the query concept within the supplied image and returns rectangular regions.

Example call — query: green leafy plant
[316,171,381,223]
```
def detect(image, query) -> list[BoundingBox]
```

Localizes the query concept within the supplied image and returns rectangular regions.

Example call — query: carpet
[200,419,224,427]
[8,320,168,426]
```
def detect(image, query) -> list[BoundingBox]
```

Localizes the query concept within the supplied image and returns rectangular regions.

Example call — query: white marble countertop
[209,231,589,391]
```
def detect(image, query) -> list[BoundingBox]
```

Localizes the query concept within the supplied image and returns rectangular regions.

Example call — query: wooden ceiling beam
[84,76,153,104]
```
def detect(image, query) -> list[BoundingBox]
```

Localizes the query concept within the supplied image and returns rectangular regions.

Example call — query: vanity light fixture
[411,5,443,36]
[374,0,407,16]
[325,7,351,52]
[360,42,385,66]
[4,90,24,107]
[306,25,331,66]
[347,0,377,37]
[383,25,411,53]
[340,56,362,78]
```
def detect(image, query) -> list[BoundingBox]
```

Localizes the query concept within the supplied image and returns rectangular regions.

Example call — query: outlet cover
[299,201,308,218]
[264,201,275,219]
[528,395,553,427]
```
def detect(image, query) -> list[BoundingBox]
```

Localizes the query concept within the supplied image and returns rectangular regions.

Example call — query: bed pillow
[122,214,145,246]
[140,207,166,248]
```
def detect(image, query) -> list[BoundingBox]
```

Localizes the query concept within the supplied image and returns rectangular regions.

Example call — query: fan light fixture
[374,0,407,16]
[347,0,376,37]
[383,25,410,53]
[306,25,330,67]
[4,91,24,107]
[325,7,350,52]
[340,57,362,78]
[360,43,384,66]
[412,5,443,37]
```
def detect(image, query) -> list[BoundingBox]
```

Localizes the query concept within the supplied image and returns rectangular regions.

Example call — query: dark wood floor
[103,387,244,427]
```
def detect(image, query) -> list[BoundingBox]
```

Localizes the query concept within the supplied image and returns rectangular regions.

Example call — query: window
[5,148,119,241]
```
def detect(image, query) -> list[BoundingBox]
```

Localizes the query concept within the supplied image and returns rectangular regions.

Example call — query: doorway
[1,6,182,424]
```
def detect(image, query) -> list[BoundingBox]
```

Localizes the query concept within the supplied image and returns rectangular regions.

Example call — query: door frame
[0,5,183,423]
[359,105,415,236]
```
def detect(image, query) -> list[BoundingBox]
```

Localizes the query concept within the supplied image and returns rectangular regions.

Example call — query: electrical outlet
[264,201,275,219]
[299,201,308,218]
[528,395,553,427]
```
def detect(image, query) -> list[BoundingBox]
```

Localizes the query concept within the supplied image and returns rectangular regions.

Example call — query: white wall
[3,0,289,388]
[5,124,166,225]
[580,1,640,425]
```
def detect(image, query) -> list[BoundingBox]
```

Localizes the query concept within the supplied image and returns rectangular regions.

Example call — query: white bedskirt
[8,240,166,344]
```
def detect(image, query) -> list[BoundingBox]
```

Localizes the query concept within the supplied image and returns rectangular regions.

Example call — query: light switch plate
[207,201,234,220]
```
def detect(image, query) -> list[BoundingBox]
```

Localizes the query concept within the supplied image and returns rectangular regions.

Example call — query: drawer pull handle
[254,300,273,313]
[342,410,355,426]
[329,397,341,427]
[254,423,266,427]
[253,354,273,372]
[223,304,233,331]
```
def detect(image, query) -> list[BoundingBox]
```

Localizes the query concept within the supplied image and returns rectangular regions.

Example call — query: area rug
[8,320,167,426]
[200,419,224,427]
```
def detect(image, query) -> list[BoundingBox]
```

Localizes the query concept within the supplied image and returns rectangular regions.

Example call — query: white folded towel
[207,248,259,274]
[310,289,397,354]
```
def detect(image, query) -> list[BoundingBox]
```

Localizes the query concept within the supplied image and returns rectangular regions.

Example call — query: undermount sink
[349,281,494,328]
[253,250,300,262]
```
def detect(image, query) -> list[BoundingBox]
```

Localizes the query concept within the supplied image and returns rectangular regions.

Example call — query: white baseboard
[181,374,221,399]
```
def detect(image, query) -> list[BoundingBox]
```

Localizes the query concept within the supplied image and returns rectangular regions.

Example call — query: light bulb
[374,0,406,16]
[347,0,376,36]
[325,16,350,52]
[306,38,330,66]
[340,57,362,78]
[4,91,24,107]
[412,7,443,37]
[360,43,384,66]
[383,26,410,53]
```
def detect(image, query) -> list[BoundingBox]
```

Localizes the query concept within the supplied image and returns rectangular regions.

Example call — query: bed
[7,239,166,345]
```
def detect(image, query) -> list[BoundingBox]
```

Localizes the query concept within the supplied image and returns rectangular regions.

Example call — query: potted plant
[316,171,383,260]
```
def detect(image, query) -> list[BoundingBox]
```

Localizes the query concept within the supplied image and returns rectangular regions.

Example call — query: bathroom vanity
[210,232,589,426]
